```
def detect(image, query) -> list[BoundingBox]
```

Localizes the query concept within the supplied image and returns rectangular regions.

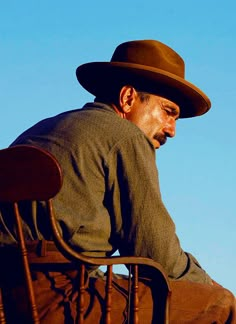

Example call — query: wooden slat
[0,289,6,324]
[164,291,171,324]
[14,203,40,324]
[105,265,113,324]
[78,264,86,323]
[127,265,132,323]
[132,265,139,324]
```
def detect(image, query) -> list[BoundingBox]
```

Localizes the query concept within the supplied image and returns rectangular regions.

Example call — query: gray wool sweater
[0,102,212,284]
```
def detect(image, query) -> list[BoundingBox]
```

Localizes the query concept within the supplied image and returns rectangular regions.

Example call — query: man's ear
[119,86,137,113]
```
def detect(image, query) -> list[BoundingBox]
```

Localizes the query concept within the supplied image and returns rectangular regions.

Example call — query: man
[1,40,235,322]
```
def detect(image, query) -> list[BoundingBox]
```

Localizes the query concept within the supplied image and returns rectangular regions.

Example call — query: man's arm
[108,133,212,284]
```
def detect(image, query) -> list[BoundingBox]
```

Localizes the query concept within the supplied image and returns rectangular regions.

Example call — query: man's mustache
[154,134,167,146]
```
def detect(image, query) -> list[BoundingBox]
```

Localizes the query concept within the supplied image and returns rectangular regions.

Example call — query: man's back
[1,102,154,257]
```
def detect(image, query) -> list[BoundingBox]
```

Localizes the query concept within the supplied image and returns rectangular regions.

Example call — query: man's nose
[163,119,176,138]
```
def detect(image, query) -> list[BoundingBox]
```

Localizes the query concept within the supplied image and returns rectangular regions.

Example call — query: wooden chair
[0,145,63,323]
[0,145,171,323]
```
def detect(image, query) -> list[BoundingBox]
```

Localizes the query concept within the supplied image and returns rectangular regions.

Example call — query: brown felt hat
[76,40,211,118]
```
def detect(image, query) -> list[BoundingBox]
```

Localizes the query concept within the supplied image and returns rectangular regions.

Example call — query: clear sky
[1,1,235,294]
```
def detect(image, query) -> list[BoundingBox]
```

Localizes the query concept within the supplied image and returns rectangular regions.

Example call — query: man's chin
[153,140,161,149]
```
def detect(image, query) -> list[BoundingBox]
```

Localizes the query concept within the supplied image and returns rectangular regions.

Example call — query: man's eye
[164,107,176,116]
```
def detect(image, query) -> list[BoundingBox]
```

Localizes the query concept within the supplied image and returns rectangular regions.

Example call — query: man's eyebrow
[162,102,180,117]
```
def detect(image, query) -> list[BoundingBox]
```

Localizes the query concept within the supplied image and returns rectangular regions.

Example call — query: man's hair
[137,91,150,103]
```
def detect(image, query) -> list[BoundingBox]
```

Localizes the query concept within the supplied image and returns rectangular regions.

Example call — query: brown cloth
[1,268,235,323]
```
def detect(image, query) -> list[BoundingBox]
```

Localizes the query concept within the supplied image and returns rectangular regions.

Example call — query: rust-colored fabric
[1,269,235,323]
[1,269,166,323]
[169,281,236,323]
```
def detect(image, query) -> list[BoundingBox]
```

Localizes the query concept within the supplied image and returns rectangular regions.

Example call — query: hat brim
[76,62,211,118]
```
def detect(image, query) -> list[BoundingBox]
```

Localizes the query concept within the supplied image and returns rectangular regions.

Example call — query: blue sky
[1,1,235,294]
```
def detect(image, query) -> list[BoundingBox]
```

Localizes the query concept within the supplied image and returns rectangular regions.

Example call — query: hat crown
[111,40,185,78]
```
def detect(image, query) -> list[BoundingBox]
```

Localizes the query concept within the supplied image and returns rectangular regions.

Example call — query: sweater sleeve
[107,133,212,284]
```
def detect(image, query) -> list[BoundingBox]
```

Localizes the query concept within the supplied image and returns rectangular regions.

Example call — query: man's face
[125,93,180,149]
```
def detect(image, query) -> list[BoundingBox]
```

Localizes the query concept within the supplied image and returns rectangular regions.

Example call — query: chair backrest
[0,145,63,324]
[0,145,62,202]
[0,145,171,324]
